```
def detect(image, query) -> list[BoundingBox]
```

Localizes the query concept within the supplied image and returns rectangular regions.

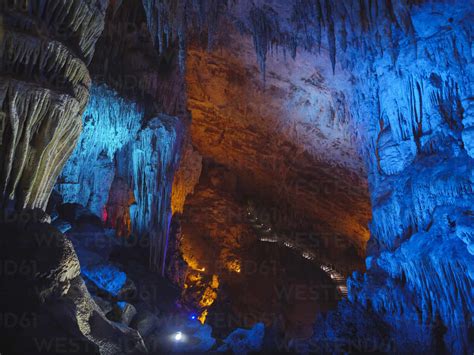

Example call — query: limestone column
[0,0,108,211]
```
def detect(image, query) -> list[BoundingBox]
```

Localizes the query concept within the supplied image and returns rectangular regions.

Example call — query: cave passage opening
[1,0,473,353]
[174,30,372,339]
[37,0,374,347]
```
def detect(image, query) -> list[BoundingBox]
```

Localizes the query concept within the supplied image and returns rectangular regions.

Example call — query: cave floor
[178,162,343,342]
[206,239,339,340]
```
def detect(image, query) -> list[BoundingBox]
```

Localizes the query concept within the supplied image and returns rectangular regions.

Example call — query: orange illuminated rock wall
[185,31,371,253]
[171,26,372,324]
[178,163,255,321]
[171,140,203,215]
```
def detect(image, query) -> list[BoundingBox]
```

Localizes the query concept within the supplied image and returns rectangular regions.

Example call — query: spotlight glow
[174,331,183,341]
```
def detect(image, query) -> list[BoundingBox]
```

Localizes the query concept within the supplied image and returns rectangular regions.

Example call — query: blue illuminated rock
[218,323,265,355]
[173,0,474,352]
[56,85,143,217]
[45,1,474,353]
[56,85,185,274]
[115,115,184,273]
[82,264,127,297]
[377,127,417,176]
[462,101,474,159]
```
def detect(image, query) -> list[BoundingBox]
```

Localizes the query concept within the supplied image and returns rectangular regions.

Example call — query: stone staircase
[245,203,349,298]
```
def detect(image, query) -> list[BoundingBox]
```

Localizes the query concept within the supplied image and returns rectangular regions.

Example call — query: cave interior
[0,0,473,354]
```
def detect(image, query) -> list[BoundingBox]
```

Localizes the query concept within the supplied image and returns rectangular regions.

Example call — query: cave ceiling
[185,27,371,251]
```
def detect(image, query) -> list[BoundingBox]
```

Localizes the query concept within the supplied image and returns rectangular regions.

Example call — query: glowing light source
[174,331,183,341]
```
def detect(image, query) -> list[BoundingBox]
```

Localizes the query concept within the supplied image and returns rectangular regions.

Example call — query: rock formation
[56,84,143,218]
[171,140,202,215]
[56,83,186,274]
[0,2,147,353]
[0,209,147,354]
[0,0,107,211]
[115,114,184,273]
[169,0,473,351]
[210,1,472,352]
[55,0,190,275]
[1,0,473,353]
[186,31,371,253]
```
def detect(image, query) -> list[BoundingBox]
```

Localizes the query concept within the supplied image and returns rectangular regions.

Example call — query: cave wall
[171,139,203,215]
[0,0,108,211]
[56,84,185,274]
[0,2,151,353]
[341,2,474,352]
[140,0,474,351]
[4,0,470,352]
[229,0,472,352]
[89,0,188,118]
[186,31,371,253]
[54,0,191,275]
[56,84,143,218]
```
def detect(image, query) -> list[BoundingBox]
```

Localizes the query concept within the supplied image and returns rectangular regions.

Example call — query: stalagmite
[1,0,472,353]
[121,115,184,274]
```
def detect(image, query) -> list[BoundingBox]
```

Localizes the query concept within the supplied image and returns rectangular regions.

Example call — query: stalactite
[138,0,443,84]
[315,0,325,51]
[409,77,423,152]
[430,78,464,133]
[177,0,187,72]
[0,0,106,210]
[359,0,370,32]
[291,0,316,51]
[248,4,280,83]
[141,0,228,72]
[340,17,348,52]
[56,84,143,217]
[125,115,184,275]
[325,0,336,74]
[55,84,186,275]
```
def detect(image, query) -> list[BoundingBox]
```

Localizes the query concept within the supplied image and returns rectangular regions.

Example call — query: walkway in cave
[245,203,348,297]
[177,162,359,342]
[205,234,340,341]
